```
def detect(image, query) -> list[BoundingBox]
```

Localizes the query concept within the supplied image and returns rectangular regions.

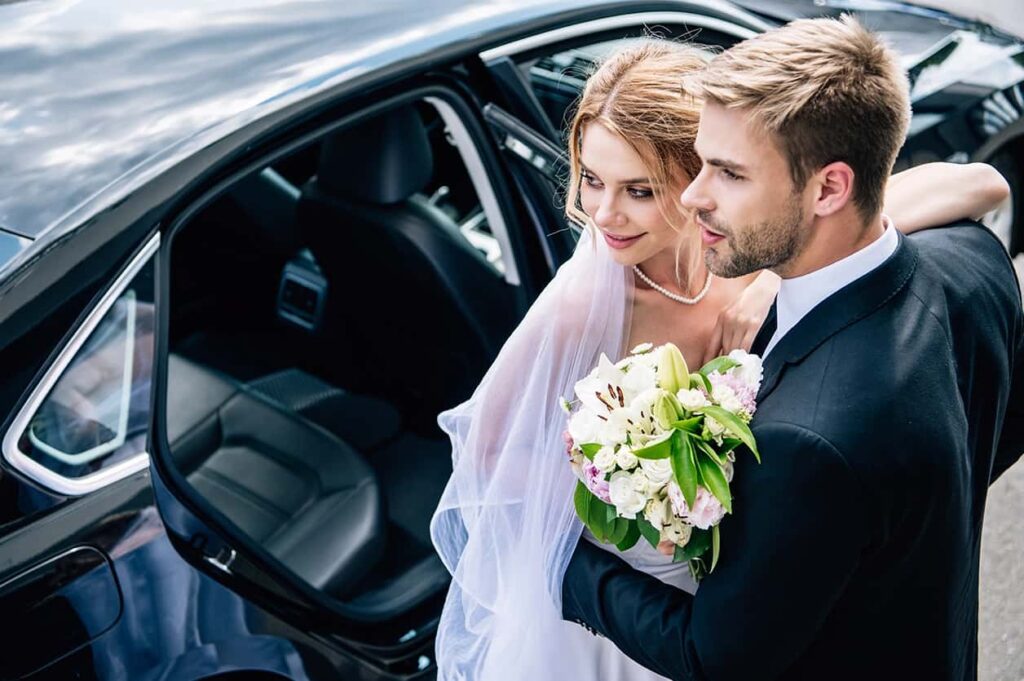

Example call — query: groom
[562,15,1023,681]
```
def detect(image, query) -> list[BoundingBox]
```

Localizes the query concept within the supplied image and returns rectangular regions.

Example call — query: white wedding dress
[431,230,694,680]
[554,531,698,680]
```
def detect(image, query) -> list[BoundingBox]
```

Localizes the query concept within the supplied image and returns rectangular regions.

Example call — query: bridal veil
[430,228,633,678]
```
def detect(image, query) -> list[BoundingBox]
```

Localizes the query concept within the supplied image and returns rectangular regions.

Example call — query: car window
[13,255,155,483]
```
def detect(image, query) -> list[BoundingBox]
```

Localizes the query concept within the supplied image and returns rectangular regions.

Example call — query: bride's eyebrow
[580,163,653,185]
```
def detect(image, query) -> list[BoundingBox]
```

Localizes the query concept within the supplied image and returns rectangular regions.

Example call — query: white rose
[608,471,647,518]
[677,388,710,412]
[728,349,763,392]
[631,469,654,496]
[706,417,726,437]
[593,446,617,473]
[615,447,639,470]
[639,457,673,486]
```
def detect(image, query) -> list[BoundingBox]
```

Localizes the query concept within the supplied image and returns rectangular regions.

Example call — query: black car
[1,1,1021,679]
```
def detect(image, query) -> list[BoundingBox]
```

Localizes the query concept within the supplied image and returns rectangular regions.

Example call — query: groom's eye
[721,168,744,181]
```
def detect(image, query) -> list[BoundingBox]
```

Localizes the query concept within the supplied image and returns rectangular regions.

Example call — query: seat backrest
[298,106,516,416]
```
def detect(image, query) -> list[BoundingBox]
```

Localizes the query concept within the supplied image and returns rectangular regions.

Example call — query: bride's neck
[636,244,707,296]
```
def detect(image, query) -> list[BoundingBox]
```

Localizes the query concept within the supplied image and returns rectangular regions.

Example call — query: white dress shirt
[764,215,899,357]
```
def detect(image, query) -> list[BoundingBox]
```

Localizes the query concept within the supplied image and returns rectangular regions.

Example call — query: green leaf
[689,372,712,393]
[699,356,741,376]
[573,481,592,527]
[637,516,662,549]
[670,431,698,508]
[694,437,726,468]
[606,501,619,526]
[632,430,674,460]
[719,438,742,457]
[677,527,712,562]
[579,443,602,460]
[696,453,732,513]
[710,525,721,573]
[700,406,760,462]
[609,517,630,546]
[615,522,641,551]
[589,497,614,542]
[669,416,703,433]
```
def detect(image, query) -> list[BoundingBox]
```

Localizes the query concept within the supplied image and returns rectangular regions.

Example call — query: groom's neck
[780,208,885,279]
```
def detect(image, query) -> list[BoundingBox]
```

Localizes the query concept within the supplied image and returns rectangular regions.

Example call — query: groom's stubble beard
[700,193,807,278]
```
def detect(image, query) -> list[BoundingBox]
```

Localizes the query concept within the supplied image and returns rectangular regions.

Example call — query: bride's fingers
[704,322,724,365]
[656,540,675,557]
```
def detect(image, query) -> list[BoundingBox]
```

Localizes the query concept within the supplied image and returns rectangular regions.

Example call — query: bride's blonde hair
[566,39,708,291]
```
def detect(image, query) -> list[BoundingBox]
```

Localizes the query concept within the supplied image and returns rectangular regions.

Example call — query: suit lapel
[754,232,919,405]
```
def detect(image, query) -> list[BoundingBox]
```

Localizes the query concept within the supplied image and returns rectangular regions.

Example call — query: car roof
[0,0,766,276]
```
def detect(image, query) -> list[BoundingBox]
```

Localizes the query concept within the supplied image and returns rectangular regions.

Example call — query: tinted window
[16,258,155,480]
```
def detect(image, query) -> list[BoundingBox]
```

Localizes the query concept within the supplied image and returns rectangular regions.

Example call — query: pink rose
[583,460,612,504]
[667,484,726,530]
[563,429,575,457]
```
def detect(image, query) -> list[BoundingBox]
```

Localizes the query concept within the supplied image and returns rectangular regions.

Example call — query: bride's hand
[702,270,780,364]
[657,540,675,557]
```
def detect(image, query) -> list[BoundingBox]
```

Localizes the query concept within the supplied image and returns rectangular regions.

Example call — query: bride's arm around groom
[562,16,1024,681]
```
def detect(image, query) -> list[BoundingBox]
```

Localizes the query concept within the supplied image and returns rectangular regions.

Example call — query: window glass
[17,258,155,480]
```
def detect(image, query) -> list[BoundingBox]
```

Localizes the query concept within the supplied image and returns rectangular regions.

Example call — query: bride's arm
[884,162,1009,234]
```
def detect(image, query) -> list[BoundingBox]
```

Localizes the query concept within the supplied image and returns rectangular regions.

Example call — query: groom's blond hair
[694,15,910,221]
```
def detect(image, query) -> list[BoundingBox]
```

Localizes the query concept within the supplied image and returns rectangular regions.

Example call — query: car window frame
[2,231,159,496]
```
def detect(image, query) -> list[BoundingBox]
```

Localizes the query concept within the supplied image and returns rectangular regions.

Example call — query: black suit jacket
[562,223,1024,681]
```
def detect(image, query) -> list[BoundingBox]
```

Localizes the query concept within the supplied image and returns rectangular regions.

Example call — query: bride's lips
[603,231,646,250]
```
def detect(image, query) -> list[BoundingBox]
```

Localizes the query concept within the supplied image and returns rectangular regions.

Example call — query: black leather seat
[298,105,516,420]
[166,354,383,597]
[166,353,452,619]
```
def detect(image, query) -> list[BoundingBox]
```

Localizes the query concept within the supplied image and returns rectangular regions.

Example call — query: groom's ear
[811,161,855,218]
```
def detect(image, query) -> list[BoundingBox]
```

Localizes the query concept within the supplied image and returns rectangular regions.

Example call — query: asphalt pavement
[978,255,1024,681]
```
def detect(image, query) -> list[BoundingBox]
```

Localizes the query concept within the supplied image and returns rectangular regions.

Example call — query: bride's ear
[812,161,855,217]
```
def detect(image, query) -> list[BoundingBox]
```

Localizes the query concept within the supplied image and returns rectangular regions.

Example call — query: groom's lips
[698,220,726,246]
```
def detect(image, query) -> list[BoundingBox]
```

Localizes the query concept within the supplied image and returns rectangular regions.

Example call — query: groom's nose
[680,168,714,213]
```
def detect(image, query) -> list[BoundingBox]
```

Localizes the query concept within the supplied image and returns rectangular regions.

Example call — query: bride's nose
[593,194,626,229]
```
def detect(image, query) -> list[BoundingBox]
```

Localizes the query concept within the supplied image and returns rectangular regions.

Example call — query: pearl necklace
[633,265,713,305]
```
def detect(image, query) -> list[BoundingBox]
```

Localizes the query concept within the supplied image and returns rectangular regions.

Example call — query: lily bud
[657,343,690,394]
[652,391,681,430]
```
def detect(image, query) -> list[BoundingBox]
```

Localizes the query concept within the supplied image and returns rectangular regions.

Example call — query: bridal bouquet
[565,343,762,580]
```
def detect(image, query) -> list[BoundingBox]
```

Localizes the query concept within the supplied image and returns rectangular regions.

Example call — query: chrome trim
[480,10,761,63]
[1,231,160,496]
[425,96,521,285]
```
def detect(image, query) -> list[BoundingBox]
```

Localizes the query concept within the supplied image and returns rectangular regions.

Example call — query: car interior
[158,29,737,641]
[163,98,524,633]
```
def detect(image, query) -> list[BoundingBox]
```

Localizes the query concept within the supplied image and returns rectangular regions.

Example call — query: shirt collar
[767,215,899,356]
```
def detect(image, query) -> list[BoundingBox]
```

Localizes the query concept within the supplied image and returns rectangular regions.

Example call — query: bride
[429,39,1009,680]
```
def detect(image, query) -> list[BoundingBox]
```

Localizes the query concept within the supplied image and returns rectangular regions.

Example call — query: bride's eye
[628,186,653,200]
[582,171,603,188]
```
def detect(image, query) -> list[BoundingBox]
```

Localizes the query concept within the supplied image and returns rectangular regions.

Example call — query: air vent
[276,253,327,331]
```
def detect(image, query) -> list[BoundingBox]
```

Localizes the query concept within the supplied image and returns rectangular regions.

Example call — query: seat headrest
[316,106,433,204]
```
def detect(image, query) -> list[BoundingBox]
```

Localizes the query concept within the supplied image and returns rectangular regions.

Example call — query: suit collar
[755,231,919,403]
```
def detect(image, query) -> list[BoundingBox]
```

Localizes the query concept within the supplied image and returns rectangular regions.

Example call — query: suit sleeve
[562,423,871,681]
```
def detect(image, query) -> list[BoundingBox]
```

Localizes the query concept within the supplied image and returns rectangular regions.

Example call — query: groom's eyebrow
[706,158,749,173]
